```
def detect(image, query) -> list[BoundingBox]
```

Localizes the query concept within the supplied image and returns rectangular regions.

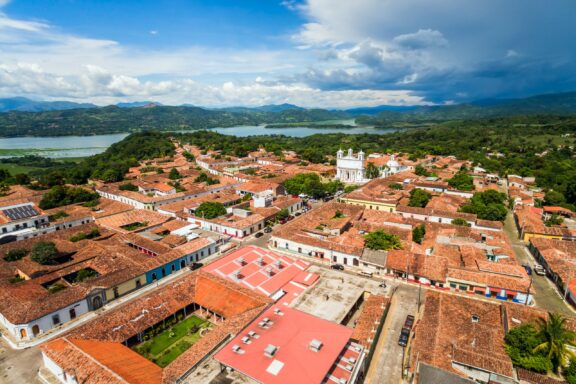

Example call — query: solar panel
[2,205,39,221]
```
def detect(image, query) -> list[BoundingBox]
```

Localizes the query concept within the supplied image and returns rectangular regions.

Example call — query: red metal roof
[204,246,318,303]
[215,306,357,384]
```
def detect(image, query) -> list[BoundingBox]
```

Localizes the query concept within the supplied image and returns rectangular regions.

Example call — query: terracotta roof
[411,291,514,379]
[42,337,162,384]
[352,295,388,348]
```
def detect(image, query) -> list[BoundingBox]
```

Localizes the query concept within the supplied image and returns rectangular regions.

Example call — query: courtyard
[133,315,212,368]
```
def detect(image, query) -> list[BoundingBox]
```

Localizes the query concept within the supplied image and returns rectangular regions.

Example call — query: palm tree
[533,312,576,372]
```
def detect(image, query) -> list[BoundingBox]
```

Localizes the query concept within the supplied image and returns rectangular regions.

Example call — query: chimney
[257,257,265,266]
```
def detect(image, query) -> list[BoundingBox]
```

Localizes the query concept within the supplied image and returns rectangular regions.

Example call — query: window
[113,287,119,298]
[171,264,176,272]
[52,314,61,325]
[136,279,142,288]
[69,308,76,320]
[151,272,157,281]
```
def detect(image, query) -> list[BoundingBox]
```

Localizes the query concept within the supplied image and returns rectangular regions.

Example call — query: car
[264,227,272,233]
[403,315,415,331]
[330,264,344,270]
[189,262,203,271]
[254,232,264,238]
[398,329,410,347]
[279,219,287,224]
[534,265,546,276]
[295,212,302,216]
[523,264,532,275]
[379,282,387,288]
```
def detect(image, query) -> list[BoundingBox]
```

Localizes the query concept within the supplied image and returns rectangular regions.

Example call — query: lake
[0,124,399,158]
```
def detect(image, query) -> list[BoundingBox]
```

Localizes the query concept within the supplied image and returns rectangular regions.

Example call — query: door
[92,296,103,309]
[32,325,40,337]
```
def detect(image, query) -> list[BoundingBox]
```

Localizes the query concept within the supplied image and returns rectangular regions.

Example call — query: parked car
[264,227,272,233]
[403,315,415,331]
[331,264,345,270]
[295,212,302,216]
[522,264,532,275]
[398,329,410,347]
[379,282,387,288]
[279,219,287,224]
[189,262,203,270]
[254,232,264,238]
[534,265,546,276]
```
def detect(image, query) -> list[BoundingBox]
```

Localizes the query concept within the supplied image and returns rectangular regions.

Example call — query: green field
[0,158,84,175]
[133,315,210,368]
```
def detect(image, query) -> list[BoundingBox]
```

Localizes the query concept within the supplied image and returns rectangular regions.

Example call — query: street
[0,337,42,384]
[503,212,575,316]
[365,284,421,384]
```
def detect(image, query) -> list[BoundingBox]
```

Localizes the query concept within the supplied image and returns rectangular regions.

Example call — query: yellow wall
[340,197,396,212]
[105,274,146,301]
[522,232,563,243]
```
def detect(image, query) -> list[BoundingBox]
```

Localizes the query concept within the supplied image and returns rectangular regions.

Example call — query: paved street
[0,337,42,384]
[503,213,575,316]
[366,284,421,384]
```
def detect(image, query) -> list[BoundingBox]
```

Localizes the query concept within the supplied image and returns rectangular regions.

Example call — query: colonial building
[336,148,369,184]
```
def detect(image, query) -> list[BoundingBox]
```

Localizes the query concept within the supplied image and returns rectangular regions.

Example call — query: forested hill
[357,91,576,126]
[0,105,349,137]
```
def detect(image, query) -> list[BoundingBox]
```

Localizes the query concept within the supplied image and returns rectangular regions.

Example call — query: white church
[335,148,406,184]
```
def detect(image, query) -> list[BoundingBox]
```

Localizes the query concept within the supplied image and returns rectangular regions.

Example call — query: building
[0,224,217,343]
[336,148,369,184]
[410,291,515,384]
[0,199,50,243]
[41,271,272,384]
[204,246,319,305]
[214,305,365,384]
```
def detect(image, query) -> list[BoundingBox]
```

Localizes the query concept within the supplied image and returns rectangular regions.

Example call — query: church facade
[335,148,370,184]
[335,149,408,184]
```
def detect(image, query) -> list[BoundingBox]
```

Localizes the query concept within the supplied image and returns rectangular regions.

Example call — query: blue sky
[0,0,575,108]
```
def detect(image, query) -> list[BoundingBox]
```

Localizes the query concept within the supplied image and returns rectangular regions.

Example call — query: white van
[359,270,373,278]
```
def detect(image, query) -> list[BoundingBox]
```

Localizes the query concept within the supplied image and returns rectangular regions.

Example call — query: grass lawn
[0,163,42,174]
[134,315,209,368]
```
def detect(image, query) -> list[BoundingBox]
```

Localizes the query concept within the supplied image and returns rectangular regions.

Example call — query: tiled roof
[411,291,514,379]
[42,338,162,384]
[352,295,388,348]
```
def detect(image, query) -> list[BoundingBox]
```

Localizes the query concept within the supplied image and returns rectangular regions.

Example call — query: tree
[195,202,227,219]
[460,190,508,221]
[284,173,329,198]
[415,164,430,177]
[451,218,471,227]
[119,183,139,191]
[505,324,552,373]
[544,191,566,206]
[276,208,289,220]
[412,224,426,244]
[4,248,28,262]
[389,182,403,190]
[545,214,564,227]
[75,268,98,282]
[533,313,576,372]
[365,162,380,179]
[364,231,403,251]
[30,241,59,265]
[183,151,195,162]
[169,167,182,180]
[447,172,475,191]
[39,185,99,210]
[409,188,432,208]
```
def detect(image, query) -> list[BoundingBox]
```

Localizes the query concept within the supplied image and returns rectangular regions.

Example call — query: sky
[0,0,575,108]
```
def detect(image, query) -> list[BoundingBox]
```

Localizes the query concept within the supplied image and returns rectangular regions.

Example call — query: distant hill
[0,97,97,112]
[115,101,163,108]
[357,91,576,125]
[0,105,350,137]
[213,103,304,113]
[344,105,418,115]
